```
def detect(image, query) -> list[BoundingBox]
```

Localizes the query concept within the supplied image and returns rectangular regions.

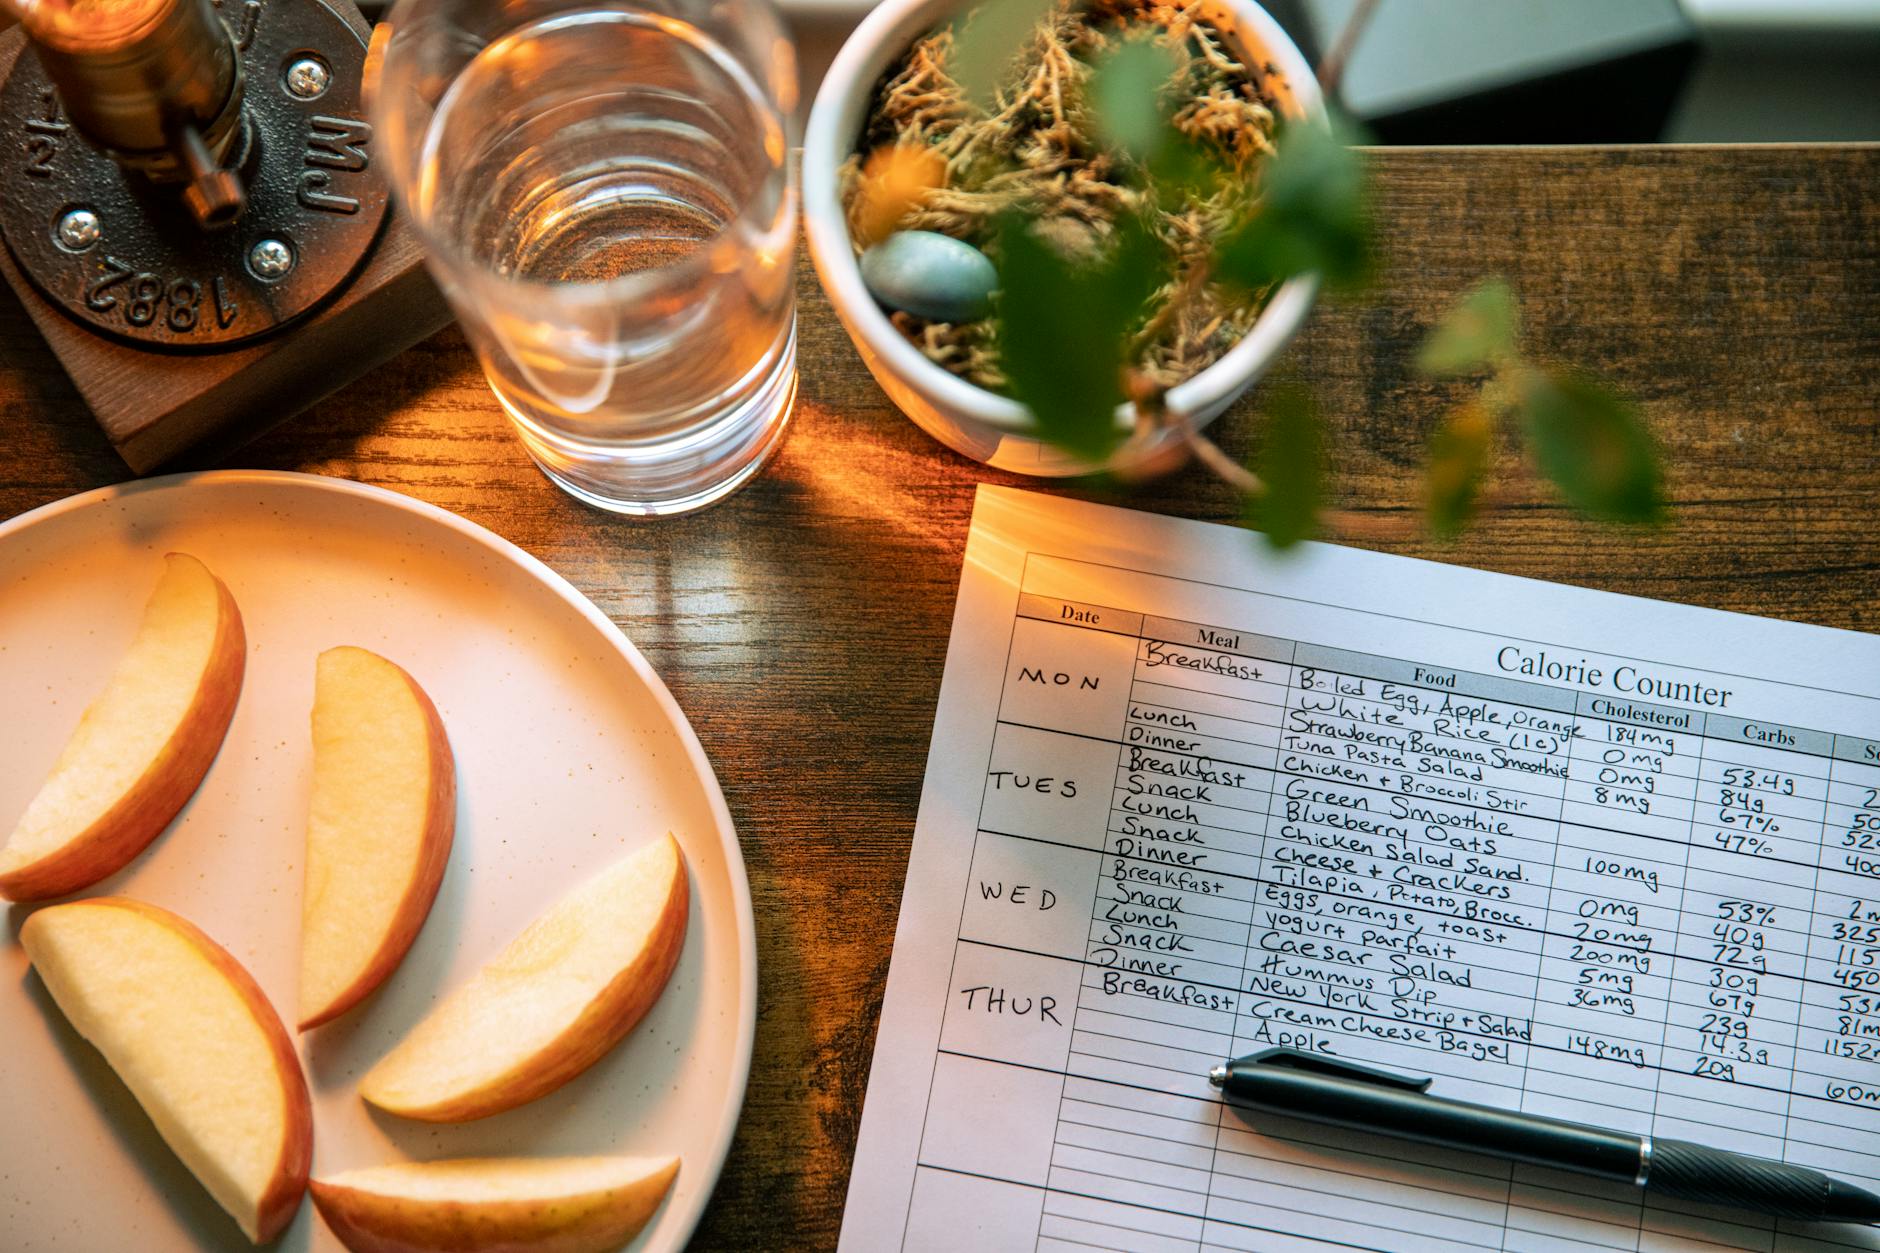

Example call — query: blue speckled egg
[860,230,998,323]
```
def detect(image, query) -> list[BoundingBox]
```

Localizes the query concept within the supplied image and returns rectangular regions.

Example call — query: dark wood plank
[0,144,1874,1250]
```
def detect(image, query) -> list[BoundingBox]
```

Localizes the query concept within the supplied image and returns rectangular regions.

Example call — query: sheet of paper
[840,485,1880,1253]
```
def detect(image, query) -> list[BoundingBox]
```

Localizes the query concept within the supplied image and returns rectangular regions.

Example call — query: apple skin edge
[375,855,689,1123]
[0,555,247,902]
[22,897,314,1244]
[298,658,457,1032]
[307,1157,680,1253]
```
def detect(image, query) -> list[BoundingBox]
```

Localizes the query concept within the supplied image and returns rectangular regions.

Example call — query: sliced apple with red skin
[311,1155,680,1253]
[360,835,688,1122]
[21,897,313,1243]
[0,551,245,901]
[299,646,457,1031]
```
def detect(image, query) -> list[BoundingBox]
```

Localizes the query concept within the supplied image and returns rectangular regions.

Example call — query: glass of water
[372,0,798,514]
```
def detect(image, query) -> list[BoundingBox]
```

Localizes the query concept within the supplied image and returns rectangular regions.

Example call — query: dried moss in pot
[839,0,1287,396]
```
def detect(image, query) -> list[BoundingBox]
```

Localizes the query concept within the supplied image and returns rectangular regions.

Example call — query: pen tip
[1208,1063,1227,1089]
[1826,1179,1880,1225]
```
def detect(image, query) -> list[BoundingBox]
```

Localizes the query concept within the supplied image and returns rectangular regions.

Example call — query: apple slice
[360,835,688,1122]
[311,1155,679,1253]
[21,897,313,1243]
[299,646,457,1031]
[0,551,245,901]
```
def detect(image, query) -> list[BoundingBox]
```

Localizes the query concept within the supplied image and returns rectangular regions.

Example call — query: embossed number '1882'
[85,255,239,333]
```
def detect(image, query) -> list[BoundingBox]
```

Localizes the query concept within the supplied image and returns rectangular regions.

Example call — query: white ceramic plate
[0,471,755,1252]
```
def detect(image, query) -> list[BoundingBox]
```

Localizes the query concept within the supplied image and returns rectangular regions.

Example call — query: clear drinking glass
[372,0,799,515]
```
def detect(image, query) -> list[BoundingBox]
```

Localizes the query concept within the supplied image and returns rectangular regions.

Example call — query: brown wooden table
[1,146,1875,1249]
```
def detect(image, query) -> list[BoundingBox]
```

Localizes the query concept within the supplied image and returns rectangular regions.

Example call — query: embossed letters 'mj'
[298,115,372,214]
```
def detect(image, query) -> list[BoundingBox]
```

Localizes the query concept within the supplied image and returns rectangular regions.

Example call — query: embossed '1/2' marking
[24,89,66,178]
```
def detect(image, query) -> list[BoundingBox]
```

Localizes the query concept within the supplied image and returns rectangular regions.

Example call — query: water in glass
[389,4,797,514]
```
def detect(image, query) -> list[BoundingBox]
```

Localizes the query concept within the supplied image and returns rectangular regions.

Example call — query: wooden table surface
[1,145,1875,1249]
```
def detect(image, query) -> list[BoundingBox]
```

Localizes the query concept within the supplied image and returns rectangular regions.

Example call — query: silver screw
[56,209,100,251]
[249,238,294,279]
[284,57,331,100]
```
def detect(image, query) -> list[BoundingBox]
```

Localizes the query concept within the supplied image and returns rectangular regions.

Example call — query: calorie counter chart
[839,487,1880,1253]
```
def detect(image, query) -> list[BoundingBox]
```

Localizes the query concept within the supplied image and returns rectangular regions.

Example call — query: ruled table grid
[901,569,1880,1253]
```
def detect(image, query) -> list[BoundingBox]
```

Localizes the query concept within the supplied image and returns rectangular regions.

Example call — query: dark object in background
[1265,0,1698,144]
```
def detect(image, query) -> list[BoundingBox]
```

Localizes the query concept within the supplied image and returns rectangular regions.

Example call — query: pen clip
[1238,1047,1433,1092]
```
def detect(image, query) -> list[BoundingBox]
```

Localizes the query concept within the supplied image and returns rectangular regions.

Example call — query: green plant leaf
[948,0,1059,112]
[1518,371,1665,524]
[1418,279,1518,377]
[1145,134,1217,205]
[1089,36,1182,166]
[1245,380,1322,548]
[1102,210,1164,314]
[995,213,1163,463]
[1216,111,1373,294]
[1086,36,1215,206]
[1425,401,1494,537]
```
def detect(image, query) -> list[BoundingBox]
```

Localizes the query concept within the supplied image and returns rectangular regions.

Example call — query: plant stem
[1177,419,1264,496]
[1172,410,1422,542]
[1316,0,1380,99]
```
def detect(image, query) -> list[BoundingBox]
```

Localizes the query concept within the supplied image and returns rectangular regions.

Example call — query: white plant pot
[802,0,1326,476]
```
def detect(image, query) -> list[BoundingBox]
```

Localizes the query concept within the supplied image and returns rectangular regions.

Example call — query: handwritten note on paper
[839,486,1880,1253]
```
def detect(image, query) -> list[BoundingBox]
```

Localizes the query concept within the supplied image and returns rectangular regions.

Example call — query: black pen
[1210,1048,1880,1226]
